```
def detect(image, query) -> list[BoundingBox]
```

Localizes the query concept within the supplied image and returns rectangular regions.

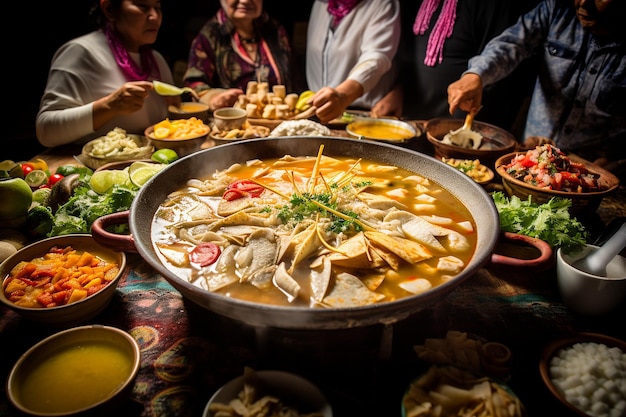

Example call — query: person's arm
[371,83,403,118]
[447,0,552,115]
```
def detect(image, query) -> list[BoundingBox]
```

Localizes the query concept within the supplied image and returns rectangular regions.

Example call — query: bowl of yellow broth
[7,325,140,416]
[346,118,418,144]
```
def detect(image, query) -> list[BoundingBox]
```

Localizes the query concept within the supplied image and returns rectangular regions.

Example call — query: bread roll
[246,81,258,96]
[284,93,298,110]
[273,85,286,99]
[246,103,260,118]
[262,104,276,119]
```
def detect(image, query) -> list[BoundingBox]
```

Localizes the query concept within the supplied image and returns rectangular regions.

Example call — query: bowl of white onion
[539,332,626,417]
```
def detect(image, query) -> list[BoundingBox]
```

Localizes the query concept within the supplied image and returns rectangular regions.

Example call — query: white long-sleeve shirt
[36,30,173,147]
[306,0,401,110]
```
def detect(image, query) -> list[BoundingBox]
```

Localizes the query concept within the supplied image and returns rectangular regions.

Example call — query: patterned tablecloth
[2,249,624,417]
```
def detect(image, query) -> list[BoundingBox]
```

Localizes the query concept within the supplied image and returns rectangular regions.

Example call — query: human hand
[447,73,483,115]
[202,88,244,111]
[311,87,352,123]
[105,81,154,115]
[371,85,403,118]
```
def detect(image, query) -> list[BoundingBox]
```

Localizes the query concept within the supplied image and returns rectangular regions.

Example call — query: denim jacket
[466,0,625,159]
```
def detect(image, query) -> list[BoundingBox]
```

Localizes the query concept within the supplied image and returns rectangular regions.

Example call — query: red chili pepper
[188,242,221,267]
[18,277,39,287]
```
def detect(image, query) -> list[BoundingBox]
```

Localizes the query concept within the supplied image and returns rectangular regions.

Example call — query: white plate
[203,370,332,417]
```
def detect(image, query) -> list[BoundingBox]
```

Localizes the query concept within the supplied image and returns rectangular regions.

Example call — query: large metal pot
[92,136,549,330]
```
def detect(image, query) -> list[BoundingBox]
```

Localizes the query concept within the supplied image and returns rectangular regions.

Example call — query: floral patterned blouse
[183,9,294,93]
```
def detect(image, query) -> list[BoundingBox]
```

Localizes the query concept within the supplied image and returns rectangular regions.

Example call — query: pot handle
[90,210,138,253]
[490,232,553,269]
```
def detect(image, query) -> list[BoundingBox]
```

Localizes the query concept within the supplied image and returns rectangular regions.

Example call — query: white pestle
[572,223,626,276]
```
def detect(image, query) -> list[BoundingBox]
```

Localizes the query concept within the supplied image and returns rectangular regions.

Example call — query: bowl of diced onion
[539,332,626,417]
[145,117,210,157]
[80,127,154,170]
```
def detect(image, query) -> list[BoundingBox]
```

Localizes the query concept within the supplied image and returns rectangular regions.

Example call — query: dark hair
[89,0,124,27]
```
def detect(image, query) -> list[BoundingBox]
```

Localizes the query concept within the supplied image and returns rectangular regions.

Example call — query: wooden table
[2,131,625,417]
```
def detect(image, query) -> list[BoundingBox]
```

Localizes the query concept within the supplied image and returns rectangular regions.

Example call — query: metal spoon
[573,223,626,276]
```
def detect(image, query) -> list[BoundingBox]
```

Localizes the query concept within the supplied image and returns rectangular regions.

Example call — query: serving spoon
[573,223,626,276]
[443,106,483,149]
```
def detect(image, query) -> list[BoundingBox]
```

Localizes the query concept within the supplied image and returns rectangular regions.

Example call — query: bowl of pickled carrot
[145,117,210,157]
[0,234,126,327]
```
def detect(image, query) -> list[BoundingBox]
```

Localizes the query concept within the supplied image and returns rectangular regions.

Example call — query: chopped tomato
[519,156,536,168]
[188,242,221,267]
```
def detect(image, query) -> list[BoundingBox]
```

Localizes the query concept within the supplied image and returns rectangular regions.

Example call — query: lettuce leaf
[491,191,588,251]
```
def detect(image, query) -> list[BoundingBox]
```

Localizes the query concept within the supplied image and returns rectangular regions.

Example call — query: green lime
[129,166,163,187]
[151,148,179,164]
[0,160,24,179]
[89,170,130,194]
[24,169,49,189]
[32,187,52,205]
[0,177,33,220]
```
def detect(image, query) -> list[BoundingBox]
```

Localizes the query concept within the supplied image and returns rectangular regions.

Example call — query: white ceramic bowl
[7,325,140,416]
[203,369,332,417]
[556,245,626,316]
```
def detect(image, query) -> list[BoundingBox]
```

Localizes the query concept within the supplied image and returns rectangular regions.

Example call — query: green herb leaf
[491,191,588,251]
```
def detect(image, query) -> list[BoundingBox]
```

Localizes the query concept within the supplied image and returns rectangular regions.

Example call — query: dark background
[7,0,314,162]
[8,0,538,162]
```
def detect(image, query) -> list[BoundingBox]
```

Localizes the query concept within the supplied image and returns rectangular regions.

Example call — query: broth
[151,150,477,308]
[349,122,414,140]
[19,341,133,413]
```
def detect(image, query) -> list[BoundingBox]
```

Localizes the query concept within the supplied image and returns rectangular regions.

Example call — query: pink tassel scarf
[104,24,160,81]
[327,0,363,26]
[413,0,458,66]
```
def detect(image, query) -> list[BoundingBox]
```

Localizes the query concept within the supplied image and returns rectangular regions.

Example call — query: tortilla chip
[365,231,432,264]
[323,272,385,307]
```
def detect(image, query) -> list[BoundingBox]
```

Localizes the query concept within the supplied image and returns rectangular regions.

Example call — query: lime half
[128,162,165,187]
[90,170,130,194]
[24,170,48,189]
[153,80,189,96]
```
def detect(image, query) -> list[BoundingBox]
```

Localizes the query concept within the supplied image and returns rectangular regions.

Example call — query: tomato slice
[188,242,221,267]
[223,188,245,201]
[229,179,264,197]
